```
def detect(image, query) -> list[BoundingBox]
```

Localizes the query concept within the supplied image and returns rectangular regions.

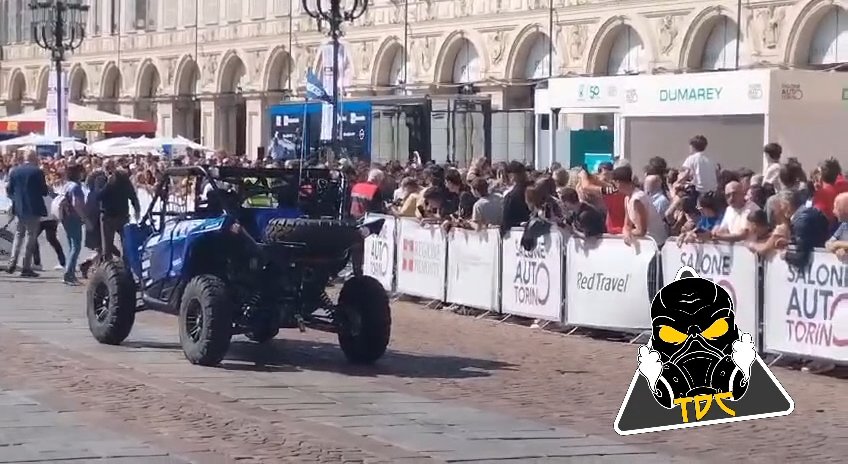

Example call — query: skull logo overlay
[639,266,756,409]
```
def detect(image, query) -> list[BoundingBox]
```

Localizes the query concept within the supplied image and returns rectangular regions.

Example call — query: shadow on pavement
[122,337,517,380]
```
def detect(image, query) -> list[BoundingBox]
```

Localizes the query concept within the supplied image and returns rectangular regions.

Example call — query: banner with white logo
[566,237,658,330]
[45,70,69,138]
[662,241,759,338]
[395,219,447,301]
[763,250,848,361]
[318,40,354,141]
[500,228,564,321]
[446,228,500,311]
[363,214,396,291]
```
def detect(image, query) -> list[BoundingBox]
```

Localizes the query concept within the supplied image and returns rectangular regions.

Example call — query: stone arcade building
[0,0,845,159]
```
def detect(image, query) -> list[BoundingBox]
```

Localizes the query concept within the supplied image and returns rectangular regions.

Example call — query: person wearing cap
[500,160,531,234]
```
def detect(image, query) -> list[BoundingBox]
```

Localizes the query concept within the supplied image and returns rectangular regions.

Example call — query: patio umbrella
[0,133,80,147]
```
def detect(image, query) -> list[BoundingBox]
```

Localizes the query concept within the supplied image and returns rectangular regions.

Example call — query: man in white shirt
[680,135,718,194]
[713,181,759,242]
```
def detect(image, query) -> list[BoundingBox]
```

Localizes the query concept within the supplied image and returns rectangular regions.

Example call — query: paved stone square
[0,268,843,463]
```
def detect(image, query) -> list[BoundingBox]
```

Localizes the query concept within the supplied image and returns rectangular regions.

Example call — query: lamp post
[29,0,88,138]
[301,0,367,156]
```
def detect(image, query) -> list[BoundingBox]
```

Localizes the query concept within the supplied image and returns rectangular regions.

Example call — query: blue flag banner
[306,70,330,102]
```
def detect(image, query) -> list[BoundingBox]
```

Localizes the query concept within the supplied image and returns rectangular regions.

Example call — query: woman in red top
[812,159,848,226]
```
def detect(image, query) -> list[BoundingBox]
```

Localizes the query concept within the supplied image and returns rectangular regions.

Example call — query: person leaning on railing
[825,192,848,261]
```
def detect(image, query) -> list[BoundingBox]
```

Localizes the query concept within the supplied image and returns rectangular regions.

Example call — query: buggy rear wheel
[336,275,391,364]
[86,261,136,345]
[178,275,233,366]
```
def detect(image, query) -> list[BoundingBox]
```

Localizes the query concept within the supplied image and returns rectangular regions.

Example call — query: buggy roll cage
[140,165,352,227]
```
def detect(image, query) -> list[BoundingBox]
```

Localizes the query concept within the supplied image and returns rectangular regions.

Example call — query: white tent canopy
[0,133,80,147]
[0,103,141,123]
[97,135,213,156]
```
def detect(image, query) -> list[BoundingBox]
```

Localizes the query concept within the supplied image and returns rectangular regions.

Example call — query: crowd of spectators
[2,135,848,284]
[352,136,848,272]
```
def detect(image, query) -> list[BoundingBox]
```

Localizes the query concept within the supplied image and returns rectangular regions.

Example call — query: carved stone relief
[389,0,402,24]
[0,69,7,98]
[123,60,139,95]
[297,45,318,75]
[163,57,177,87]
[89,64,103,97]
[561,24,588,64]
[489,31,507,66]
[658,15,678,56]
[421,0,436,20]
[747,5,784,56]
[201,54,219,87]
[26,68,39,97]
[359,42,374,76]
[248,49,266,87]
[456,0,470,17]
[416,37,435,77]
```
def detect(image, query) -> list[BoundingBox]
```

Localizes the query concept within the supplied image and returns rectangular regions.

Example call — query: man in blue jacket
[5,151,49,277]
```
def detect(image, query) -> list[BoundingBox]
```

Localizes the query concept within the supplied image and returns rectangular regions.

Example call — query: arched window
[607,26,643,75]
[452,40,481,84]
[809,7,848,65]
[702,17,738,70]
[524,36,551,79]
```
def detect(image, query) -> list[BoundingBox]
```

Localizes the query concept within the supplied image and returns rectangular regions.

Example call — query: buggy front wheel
[178,275,233,366]
[336,275,391,364]
[86,261,136,345]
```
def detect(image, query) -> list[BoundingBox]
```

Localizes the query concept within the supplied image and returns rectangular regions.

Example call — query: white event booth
[537,69,848,171]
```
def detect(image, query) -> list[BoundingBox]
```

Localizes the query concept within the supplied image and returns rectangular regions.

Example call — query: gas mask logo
[614,266,794,435]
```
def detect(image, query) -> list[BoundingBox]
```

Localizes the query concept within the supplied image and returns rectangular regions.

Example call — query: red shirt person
[812,159,848,224]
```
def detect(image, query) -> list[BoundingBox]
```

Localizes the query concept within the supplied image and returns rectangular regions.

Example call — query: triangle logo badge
[613,266,794,436]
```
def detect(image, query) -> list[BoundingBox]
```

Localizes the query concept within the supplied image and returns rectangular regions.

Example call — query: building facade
[0,0,845,158]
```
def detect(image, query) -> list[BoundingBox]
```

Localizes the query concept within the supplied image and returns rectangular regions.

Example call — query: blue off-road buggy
[84,165,390,366]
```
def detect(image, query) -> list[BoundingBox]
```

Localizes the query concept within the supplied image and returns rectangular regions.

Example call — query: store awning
[0,103,155,135]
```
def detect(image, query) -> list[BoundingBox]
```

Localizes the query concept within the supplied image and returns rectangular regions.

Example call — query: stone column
[199,97,218,150]
[118,101,135,119]
[22,100,36,114]
[244,94,267,160]
[155,98,175,137]
[548,108,560,168]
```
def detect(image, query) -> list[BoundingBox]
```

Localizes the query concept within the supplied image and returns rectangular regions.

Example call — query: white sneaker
[53,264,65,271]
[530,319,541,329]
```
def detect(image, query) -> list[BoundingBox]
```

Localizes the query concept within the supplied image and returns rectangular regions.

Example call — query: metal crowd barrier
[364,215,848,364]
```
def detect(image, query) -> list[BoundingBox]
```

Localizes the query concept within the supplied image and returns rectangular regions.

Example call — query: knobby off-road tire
[178,275,233,366]
[86,260,137,345]
[337,275,391,364]
[264,218,362,258]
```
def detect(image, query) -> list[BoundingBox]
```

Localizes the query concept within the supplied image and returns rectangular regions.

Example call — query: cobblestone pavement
[0,270,844,463]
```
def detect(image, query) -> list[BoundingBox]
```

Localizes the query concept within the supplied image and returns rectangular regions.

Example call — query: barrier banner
[763,250,848,361]
[661,241,759,338]
[500,228,563,321]
[363,214,396,291]
[446,228,500,311]
[395,219,447,300]
[566,236,658,330]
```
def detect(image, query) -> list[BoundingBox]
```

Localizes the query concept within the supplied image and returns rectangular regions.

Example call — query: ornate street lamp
[301,0,367,156]
[30,0,89,137]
